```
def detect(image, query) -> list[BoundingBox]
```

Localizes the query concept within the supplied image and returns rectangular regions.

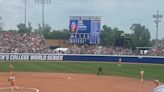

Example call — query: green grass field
[0,61,164,82]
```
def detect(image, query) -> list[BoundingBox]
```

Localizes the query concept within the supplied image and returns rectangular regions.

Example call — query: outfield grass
[0,61,164,82]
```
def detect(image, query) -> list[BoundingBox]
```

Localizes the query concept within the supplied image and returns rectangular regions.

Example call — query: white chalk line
[0,87,39,92]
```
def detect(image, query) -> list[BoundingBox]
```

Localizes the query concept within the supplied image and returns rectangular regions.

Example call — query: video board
[69,16,101,44]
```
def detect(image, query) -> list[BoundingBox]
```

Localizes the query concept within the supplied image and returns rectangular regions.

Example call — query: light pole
[24,0,27,27]
[153,10,163,46]
[0,16,3,30]
[35,0,51,31]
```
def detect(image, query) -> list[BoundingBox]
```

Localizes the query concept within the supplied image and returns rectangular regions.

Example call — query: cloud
[0,0,164,39]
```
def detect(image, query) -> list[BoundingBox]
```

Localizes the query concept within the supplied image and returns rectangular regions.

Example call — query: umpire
[97,67,103,75]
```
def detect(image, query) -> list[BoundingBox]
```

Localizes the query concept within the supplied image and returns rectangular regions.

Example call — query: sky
[0,0,164,39]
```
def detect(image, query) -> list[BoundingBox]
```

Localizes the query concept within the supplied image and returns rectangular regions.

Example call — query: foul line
[0,87,39,92]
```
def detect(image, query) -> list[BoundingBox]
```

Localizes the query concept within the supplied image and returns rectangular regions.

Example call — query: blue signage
[69,20,91,33]
[69,16,101,44]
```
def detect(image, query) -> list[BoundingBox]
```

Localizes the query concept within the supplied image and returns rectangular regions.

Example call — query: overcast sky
[0,0,164,39]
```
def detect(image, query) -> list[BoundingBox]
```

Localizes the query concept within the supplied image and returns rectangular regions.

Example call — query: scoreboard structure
[69,16,101,44]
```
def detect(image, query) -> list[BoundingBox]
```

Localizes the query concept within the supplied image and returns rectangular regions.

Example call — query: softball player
[8,73,19,92]
[154,77,160,87]
[118,58,122,67]
[140,69,144,82]
[9,63,13,72]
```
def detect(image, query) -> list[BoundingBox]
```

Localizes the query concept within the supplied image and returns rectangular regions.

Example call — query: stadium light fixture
[152,10,163,47]
[35,0,51,30]
[0,16,3,29]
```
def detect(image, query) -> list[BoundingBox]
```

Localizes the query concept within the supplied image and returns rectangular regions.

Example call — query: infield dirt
[0,72,156,92]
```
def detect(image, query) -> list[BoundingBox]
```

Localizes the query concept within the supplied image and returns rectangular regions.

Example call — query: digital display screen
[69,16,101,44]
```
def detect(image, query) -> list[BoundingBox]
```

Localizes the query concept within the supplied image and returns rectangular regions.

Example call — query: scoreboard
[69,16,101,44]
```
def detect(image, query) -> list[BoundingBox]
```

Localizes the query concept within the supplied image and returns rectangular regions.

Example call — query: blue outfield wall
[0,53,164,64]
[63,54,164,64]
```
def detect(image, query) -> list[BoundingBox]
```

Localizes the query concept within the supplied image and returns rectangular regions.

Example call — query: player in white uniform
[118,58,122,67]
[140,69,144,82]
[154,77,160,87]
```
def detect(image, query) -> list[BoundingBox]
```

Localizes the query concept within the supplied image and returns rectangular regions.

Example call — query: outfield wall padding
[0,53,164,64]
[63,54,164,64]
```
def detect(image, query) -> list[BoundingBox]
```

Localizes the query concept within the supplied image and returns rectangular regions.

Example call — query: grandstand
[0,31,164,56]
[0,31,48,53]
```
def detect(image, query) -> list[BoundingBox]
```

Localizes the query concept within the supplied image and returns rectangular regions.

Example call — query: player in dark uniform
[97,67,103,75]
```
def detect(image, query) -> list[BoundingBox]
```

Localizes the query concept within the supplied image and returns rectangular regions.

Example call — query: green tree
[42,24,52,37]
[34,24,69,39]
[130,23,151,48]
[45,29,69,39]
[113,28,124,47]
[100,25,115,47]
[17,23,32,33]
[100,25,127,47]
[123,33,132,48]
[34,24,42,35]
[151,39,156,46]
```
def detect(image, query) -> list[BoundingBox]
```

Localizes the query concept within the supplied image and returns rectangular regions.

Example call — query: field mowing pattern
[0,61,164,82]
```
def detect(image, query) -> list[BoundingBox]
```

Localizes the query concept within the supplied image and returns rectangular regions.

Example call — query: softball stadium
[0,6,164,92]
[0,53,164,92]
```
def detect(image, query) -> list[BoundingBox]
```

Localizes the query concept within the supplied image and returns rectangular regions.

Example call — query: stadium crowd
[67,45,164,56]
[145,46,164,56]
[0,31,164,56]
[67,45,134,55]
[0,31,48,53]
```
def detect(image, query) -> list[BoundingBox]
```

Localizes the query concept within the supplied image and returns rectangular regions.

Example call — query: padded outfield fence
[0,53,164,64]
